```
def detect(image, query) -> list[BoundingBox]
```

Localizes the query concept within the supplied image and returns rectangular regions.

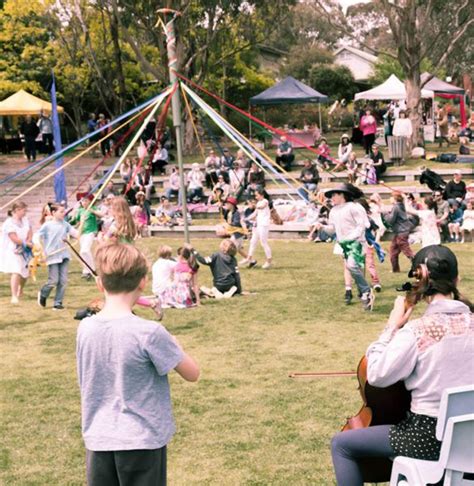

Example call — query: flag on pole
[51,71,67,204]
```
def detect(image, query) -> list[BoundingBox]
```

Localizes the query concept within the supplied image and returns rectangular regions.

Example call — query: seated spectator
[444,169,466,205]
[337,133,352,167]
[204,149,221,188]
[207,186,225,208]
[101,181,118,199]
[235,149,250,171]
[459,136,471,155]
[186,163,205,203]
[152,245,177,305]
[151,142,168,175]
[370,144,387,180]
[165,167,180,201]
[194,240,241,299]
[365,159,377,185]
[448,201,463,242]
[434,190,449,242]
[275,136,295,171]
[119,158,132,182]
[133,166,154,201]
[465,182,474,206]
[220,148,234,182]
[247,161,265,187]
[448,121,460,144]
[316,137,331,170]
[346,152,358,184]
[155,196,177,227]
[298,159,319,201]
[460,200,474,243]
[228,161,246,198]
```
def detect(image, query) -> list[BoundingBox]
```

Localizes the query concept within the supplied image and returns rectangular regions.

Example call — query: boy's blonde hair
[95,242,149,293]
[220,239,237,256]
[158,245,173,259]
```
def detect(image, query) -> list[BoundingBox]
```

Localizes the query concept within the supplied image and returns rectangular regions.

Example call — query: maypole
[157,9,190,243]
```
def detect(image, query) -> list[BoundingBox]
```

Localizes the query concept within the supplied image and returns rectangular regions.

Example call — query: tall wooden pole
[160,10,190,242]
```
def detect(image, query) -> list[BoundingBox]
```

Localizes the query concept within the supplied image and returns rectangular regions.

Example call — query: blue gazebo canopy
[250,76,328,106]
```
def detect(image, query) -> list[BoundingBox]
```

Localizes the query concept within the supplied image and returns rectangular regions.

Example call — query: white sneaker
[239,258,249,267]
[223,286,237,298]
[262,261,272,269]
[200,286,214,297]
[361,289,375,311]
[11,296,19,305]
[212,287,224,299]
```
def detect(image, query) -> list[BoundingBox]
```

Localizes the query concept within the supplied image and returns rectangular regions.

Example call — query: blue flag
[51,71,67,204]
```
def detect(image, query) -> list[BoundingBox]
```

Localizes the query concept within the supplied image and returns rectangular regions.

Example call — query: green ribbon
[339,240,365,268]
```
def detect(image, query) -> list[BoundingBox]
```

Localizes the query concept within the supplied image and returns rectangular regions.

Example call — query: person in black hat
[314,183,374,310]
[331,245,473,486]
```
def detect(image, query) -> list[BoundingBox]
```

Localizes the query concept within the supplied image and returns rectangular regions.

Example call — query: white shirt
[366,299,473,417]
[152,258,177,294]
[325,202,370,242]
[187,170,204,189]
[393,117,413,138]
[255,199,271,227]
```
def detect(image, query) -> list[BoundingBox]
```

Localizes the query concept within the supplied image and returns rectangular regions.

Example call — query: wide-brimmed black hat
[325,183,364,200]
[408,245,458,280]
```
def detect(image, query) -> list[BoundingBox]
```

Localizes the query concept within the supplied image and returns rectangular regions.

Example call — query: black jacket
[195,251,241,293]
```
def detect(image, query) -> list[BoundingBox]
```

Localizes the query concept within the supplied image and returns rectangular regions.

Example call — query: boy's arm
[234,263,242,294]
[193,250,212,266]
[173,343,200,382]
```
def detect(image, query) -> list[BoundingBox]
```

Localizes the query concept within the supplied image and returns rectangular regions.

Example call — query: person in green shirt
[69,197,104,280]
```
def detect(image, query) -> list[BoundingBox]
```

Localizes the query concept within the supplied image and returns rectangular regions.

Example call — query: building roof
[334,46,378,64]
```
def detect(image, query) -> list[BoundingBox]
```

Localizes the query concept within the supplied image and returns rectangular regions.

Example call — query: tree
[310,0,474,147]
[309,64,356,101]
[280,45,333,81]
[0,0,53,100]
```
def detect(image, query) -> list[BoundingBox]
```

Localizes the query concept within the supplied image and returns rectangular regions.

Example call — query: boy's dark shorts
[86,446,166,486]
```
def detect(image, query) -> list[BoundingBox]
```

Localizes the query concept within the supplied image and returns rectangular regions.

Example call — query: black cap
[408,245,458,280]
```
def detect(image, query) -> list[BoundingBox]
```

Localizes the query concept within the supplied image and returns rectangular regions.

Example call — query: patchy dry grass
[1,238,473,485]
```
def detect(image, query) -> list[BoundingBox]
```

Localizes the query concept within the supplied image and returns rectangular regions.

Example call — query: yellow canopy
[0,89,64,116]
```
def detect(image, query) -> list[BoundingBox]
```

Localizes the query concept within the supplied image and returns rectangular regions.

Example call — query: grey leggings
[331,425,394,486]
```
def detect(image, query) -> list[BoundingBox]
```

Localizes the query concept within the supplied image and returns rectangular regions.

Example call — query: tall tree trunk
[109,7,127,114]
[405,71,423,148]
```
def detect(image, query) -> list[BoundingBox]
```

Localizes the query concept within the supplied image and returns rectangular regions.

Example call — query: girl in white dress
[0,201,33,304]
[243,189,273,269]
[460,200,474,243]
[405,196,440,248]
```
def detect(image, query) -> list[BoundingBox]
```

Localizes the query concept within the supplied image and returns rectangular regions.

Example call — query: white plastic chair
[390,414,474,485]
[390,385,474,486]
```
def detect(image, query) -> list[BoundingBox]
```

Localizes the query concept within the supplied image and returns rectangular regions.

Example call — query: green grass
[1,242,474,484]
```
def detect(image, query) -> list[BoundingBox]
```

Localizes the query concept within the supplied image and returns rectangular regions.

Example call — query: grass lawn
[1,241,474,485]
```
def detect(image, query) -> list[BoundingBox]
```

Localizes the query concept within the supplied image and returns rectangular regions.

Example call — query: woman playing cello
[331,245,474,485]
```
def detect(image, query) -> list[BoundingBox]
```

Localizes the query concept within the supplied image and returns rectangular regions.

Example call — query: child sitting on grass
[76,242,199,485]
[194,239,242,299]
[152,245,177,307]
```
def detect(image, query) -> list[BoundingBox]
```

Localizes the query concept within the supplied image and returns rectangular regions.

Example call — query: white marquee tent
[355,74,433,101]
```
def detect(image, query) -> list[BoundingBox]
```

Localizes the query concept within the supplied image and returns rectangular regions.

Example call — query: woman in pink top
[359,109,378,155]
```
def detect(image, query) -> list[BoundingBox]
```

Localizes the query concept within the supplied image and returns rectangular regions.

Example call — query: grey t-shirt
[76,312,184,451]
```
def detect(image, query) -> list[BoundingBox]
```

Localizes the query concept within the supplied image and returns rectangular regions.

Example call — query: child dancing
[314,184,374,311]
[241,189,272,269]
[37,204,79,310]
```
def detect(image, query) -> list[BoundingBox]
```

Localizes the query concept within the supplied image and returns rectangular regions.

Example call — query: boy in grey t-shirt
[77,242,199,486]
